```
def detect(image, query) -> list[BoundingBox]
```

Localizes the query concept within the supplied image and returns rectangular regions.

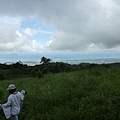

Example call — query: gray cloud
[0,0,120,52]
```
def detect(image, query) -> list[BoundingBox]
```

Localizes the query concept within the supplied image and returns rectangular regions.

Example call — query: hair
[9,88,16,94]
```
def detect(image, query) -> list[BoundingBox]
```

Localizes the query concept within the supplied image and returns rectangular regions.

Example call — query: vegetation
[40,56,52,64]
[0,60,120,120]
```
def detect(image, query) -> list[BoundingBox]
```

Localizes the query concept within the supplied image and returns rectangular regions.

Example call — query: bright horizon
[0,51,120,63]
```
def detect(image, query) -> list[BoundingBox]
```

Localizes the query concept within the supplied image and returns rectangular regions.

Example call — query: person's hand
[21,90,27,95]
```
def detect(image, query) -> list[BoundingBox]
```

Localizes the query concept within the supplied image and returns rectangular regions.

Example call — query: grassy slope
[0,66,120,120]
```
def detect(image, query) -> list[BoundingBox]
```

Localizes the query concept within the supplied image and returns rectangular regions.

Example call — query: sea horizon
[0,52,120,66]
[1,57,120,66]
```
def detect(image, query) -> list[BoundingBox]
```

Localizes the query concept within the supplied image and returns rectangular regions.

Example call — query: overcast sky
[0,0,120,54]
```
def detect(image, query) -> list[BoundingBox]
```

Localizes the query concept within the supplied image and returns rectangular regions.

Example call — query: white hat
[7,84,16,90]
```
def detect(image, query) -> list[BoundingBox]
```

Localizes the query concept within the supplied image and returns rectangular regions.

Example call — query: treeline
[0,60,120,80]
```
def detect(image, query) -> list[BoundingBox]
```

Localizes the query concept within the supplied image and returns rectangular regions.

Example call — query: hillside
[0,64,120,120]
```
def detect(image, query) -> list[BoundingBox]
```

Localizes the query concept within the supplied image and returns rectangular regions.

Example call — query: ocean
[3,58,120,66]
[61,58,120,65]
[0,52,120,66]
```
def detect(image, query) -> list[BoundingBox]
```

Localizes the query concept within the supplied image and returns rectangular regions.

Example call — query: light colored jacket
[1,90,25,119]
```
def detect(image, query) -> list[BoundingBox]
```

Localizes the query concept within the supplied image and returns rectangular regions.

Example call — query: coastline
[2,57,120,66]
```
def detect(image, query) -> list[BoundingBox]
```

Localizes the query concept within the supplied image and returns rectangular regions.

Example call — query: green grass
[0,66,120,120]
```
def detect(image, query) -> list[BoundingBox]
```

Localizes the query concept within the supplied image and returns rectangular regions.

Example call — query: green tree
[40,56,51,64]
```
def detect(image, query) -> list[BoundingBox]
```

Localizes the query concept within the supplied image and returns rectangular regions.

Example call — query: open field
[0,64,120,120]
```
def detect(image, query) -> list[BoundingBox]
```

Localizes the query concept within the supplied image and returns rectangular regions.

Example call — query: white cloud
[0,0,120,52]
[0,17,39,52]
[24,28,36,37]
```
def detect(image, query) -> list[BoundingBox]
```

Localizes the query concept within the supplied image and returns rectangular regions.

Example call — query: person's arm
[1,97,12,119]
[2,96,12,107]
[20,90,26,109]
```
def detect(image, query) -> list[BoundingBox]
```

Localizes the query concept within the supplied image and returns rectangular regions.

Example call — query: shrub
[36,70,43,79]
[0,73,5,81]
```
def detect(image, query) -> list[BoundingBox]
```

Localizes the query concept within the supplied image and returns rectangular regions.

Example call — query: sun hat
[7,84,16,90]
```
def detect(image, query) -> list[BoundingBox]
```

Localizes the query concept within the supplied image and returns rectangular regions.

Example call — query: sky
[0,0,120,61]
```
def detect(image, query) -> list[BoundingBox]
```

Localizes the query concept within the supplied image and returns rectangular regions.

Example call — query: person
[0,84,26,120]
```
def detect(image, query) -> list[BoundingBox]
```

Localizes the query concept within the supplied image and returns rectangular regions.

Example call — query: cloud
[41,0,120,51]
[0,0,120,52]
[0,17,38,52]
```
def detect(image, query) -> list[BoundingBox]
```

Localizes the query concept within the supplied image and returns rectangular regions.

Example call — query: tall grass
[0,66,120,120]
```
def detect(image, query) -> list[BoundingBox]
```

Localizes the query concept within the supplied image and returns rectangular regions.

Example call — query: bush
[0,73,5,81]
[0,88,4,102]
[36,70,43,79]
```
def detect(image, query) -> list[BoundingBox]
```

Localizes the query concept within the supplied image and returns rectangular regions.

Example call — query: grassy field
[0,65,120,120]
